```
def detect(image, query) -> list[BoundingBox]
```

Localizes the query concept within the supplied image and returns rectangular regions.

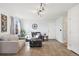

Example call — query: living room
[0,3,79,56]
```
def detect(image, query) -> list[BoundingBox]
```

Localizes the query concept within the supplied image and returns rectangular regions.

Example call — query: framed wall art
[1,14,7,32]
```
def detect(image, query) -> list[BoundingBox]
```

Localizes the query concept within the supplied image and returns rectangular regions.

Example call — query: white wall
[0,9,11,35]
[48,21,56,39]
[23,19,56,39]
[23,19,48,35]
[56,17,64,43]
[67,4,79,54]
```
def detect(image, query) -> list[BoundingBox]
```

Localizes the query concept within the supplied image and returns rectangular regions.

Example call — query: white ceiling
[0,3,78,20]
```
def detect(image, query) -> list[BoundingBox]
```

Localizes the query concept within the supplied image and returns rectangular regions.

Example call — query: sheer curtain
[10,16,22,35]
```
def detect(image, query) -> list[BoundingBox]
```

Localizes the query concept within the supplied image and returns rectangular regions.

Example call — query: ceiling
[0,3,78,21]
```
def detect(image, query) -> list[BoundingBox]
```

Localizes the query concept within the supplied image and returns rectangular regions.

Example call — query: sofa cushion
[8,35,19,41]
[0,34,9,41]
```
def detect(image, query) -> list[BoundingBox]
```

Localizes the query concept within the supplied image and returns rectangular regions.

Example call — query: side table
[42,36,48,41]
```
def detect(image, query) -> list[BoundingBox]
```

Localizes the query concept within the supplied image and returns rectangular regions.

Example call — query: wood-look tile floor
[16,40,78,56]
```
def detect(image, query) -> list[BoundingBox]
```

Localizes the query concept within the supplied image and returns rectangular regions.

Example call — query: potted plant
[20,29,26,37]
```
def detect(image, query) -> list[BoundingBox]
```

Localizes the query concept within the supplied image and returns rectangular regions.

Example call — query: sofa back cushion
[0,34,9,41]
[0,34,19,41]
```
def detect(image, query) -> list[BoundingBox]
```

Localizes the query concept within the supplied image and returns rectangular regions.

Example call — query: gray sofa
[0,34,25,53]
